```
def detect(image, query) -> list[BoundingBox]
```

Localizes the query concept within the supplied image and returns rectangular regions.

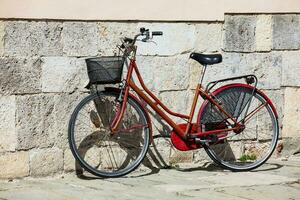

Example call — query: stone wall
[0,14,299,179]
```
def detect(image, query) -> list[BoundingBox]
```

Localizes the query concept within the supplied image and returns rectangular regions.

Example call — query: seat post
[199,64,207,85]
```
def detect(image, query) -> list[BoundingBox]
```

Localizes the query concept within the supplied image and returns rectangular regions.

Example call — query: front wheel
[198,84,279,171]
[68,90,151,177]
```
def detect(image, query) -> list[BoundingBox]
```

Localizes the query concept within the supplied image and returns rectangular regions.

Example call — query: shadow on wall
[70,92,281,178]
[73,129,164,178]
[71,94,234,179]
[72,96,170,179]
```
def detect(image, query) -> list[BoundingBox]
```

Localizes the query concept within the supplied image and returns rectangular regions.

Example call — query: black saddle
[190,52,222,65]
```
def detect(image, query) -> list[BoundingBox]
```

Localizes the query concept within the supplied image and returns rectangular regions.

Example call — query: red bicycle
[68,28,279,177]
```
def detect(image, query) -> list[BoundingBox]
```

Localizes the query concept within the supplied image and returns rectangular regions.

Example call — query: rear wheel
[198,85,279,171]
[68,91,150,177]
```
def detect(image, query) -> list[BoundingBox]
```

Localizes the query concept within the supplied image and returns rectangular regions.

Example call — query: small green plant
[239,154,257,162]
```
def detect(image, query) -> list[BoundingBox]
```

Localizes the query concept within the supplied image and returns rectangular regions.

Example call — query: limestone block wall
[0,14,299,179]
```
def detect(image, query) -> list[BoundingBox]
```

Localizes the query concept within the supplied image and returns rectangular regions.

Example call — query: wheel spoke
[243,102,268,123]
[200,86,278,171]
[68,92,150,177]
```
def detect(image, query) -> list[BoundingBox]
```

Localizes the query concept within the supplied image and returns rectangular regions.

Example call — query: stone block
[255,15,272,52]
[135,56,157,91]
[137,55,190,91]
[98,22,138,56]
[15,92,87,151]
[62,22,99,56]
[281,137,300,156]
[41,57,89,93]
[145,137,171,168]
[223,15,256,52]
[189,59,202,89]
[137,23,196,56]
[30,148,63,177]
[192,149,211,164]
[0,21,4,56]
[204,52,282,89]
[0,96,17,152]
[147,108,172,137]
[52,92,88,149]
[159,90,190,123]
[15,94,55,150]
[273,15,300,50]
[0,151,29,179]
[64,149,76,172]
[250,52,282,89]
[261,89,284,136]
[261,89,284,117]
[282,87,300,138]
[281,51,300,87]
[0,57,42,95]
[194,23,222,52]
[169,148,193,165]
[4,21,63,56]
[189,89,205,122]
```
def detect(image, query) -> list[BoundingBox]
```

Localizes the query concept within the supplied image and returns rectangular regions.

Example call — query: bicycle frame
[110,58,245,140]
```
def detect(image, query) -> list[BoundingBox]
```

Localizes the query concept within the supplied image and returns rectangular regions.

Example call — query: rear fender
[197,83,278,126]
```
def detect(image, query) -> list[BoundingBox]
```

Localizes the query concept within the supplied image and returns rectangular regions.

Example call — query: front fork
[110,82,129,132]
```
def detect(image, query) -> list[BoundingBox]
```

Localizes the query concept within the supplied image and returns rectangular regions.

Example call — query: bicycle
[68,28,279,178]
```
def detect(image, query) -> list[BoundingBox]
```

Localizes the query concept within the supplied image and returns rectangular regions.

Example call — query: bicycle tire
[68,90,151,177]
[198,84,279,171]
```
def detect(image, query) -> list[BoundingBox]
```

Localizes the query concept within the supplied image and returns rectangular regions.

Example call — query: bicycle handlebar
[125,28,163,44]
[120,28,163,54]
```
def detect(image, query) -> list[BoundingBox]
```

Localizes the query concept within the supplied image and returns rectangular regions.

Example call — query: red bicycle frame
[110,58,245,140]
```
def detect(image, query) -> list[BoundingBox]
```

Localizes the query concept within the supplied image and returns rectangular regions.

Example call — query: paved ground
[0,156,300,200]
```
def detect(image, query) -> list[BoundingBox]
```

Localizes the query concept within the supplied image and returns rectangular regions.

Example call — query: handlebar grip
[152,31,163,36]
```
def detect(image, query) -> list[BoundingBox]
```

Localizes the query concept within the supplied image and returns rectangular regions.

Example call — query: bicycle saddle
[190,52,222,65]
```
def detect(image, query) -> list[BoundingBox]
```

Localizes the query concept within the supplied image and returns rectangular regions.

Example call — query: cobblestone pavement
[0,156,299,200]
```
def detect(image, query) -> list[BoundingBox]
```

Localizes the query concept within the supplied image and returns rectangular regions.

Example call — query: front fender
[104,87,154,143]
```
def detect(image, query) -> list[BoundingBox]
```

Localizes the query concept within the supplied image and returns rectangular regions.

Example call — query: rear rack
[205,74,258,92]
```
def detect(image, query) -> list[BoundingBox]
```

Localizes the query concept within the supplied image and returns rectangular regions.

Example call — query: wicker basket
[86,56,125,84]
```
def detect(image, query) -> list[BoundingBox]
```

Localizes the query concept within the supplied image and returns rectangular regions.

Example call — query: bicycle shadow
[74,129,163,179]
[73,100,166,179]
[172,162,223,172]
[72,97,278,179]
[251,163,283,172]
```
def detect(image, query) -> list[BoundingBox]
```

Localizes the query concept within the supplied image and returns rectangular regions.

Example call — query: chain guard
[170,122,228,151]
[170,124,202,151]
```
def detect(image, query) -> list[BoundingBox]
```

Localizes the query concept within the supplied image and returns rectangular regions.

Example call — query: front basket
[86,56,125,84]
